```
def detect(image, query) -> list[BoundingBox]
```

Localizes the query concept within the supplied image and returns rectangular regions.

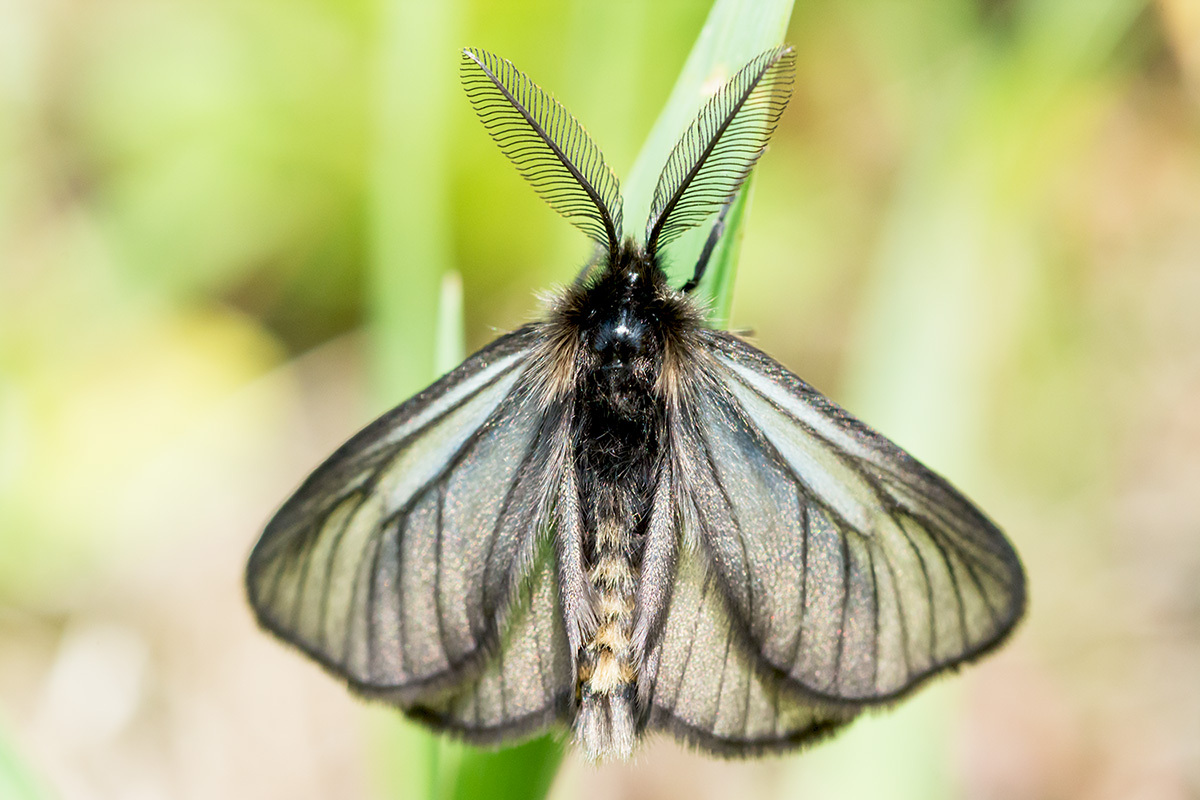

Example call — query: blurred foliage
[2,0,1200,798]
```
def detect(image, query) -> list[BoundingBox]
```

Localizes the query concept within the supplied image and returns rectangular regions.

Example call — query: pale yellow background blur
[2,1,1199,798]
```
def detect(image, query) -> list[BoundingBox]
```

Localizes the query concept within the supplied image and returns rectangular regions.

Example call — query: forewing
[648,538,859,755]
[406,544,572,743]
[673,331,1025,704]
[246,326,557,703]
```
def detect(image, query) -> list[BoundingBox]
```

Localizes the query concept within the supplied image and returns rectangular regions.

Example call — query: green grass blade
[368,0,460,408]
[623,0,795,319]
[366,1,460,798]
[367,2,794,797]
[437,736,564,800]
[433,272,466,377]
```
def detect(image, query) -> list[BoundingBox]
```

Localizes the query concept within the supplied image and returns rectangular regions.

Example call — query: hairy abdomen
[572,383,663,761]
[576,508,639,760]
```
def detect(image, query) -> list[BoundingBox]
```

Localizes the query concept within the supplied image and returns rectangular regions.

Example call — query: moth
[246,45,1026,762]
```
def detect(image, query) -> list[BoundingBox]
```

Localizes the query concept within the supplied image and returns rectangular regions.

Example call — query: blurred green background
[2,0,1199,798]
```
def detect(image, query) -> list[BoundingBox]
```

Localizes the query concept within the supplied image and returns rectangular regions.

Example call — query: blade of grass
[369,0,460,407]
[793,2,1147,798]
[438,736,564,800]
[433,272,465,377]
[366,0,460,798]
[369,2,794,797]
[622,0,795,322]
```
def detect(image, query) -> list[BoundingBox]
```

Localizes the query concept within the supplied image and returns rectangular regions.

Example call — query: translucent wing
[407,544,573,743]
[647,537,859,755]
[644,46,795,255]
[673,331,1025,704]
[461,48,623,257]
[246,326,560,705]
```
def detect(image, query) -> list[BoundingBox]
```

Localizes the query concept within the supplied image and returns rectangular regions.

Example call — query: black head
[560,242,676,412]
[586,250,659,367]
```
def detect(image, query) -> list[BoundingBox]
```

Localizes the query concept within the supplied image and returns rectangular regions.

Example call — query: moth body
[558,244,688,759]
[246,45,1025,764]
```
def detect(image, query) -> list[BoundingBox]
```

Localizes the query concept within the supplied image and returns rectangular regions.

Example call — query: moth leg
[681,198,735,294]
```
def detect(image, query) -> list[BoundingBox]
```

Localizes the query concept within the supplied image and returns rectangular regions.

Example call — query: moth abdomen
[576,505,642,761]
[568,261,672,758]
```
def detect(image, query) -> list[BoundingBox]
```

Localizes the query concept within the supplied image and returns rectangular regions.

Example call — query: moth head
[577,249,666,366]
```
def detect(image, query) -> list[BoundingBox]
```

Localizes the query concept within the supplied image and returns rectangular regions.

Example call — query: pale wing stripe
[312,495,367,650]
[870,536,911,689]
[323,493,382,665]
[346,525,383,681]
[720,356,873,461]
[721,346,1016,577]
[375,371,524,519]
[369,512,404,680]
[376,351,526,451]
[289,496,353,639]
[721,371,875,532]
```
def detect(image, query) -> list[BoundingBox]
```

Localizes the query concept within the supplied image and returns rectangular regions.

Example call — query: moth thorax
[591,306,650,366]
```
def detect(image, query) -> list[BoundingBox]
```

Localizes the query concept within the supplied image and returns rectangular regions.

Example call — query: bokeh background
[2,0,1199,798]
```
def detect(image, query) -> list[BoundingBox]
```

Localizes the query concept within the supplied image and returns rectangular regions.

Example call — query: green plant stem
[366,0,459,798]
[622,0,794,320]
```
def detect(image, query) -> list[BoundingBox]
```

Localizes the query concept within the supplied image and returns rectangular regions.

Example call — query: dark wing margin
[461,48,623,260]
[673,331,1025,706]
[644,46,795,256]
[647,536,859,755]
[245,325,561,706]
[406,540,573,743]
